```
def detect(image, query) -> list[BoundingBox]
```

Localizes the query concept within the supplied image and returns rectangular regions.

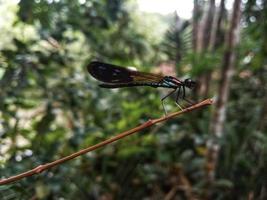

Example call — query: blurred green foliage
[0,0,267,199]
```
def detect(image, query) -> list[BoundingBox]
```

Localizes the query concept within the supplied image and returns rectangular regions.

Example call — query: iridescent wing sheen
[87,61,164,84]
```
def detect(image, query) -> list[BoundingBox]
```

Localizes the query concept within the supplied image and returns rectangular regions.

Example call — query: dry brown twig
[0,99,213,185]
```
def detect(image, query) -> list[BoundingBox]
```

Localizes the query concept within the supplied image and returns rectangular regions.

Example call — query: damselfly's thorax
[160,76,197,90]
[161,76,182,89]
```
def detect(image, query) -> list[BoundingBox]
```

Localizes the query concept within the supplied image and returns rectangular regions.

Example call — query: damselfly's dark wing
[87,61,164,88]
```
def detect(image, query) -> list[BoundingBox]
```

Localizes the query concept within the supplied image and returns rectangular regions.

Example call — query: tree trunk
[201,0,227,99]
[207,0,242,191]
[193,0,201,52]
[202,0,215,50]
[199,0,227,100]
[197,0,216,98]
[209,0,226,51]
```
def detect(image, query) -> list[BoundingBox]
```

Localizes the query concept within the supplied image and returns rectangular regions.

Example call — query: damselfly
[87,61,196,114]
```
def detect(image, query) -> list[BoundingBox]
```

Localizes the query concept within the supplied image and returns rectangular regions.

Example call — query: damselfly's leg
[161,89,176,115]
[183,85,186,99]
[182,86,195,105]
[184,98,195,105]
[175,87,183,110]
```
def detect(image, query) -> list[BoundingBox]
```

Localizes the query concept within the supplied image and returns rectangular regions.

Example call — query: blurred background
[0,0,266,199]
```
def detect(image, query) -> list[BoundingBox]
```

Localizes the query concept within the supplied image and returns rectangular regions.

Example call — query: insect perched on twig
[87,61,196,114]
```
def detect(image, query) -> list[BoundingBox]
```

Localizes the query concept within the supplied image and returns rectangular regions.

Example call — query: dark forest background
[0,0,267,199]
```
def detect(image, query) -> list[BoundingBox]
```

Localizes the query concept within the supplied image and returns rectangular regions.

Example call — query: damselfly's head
[184,78,196,89]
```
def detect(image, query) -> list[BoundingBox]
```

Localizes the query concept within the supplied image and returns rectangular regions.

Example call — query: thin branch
[0,99,213,185]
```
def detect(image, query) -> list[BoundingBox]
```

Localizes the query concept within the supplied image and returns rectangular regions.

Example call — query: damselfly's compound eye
[184,78,197,89]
